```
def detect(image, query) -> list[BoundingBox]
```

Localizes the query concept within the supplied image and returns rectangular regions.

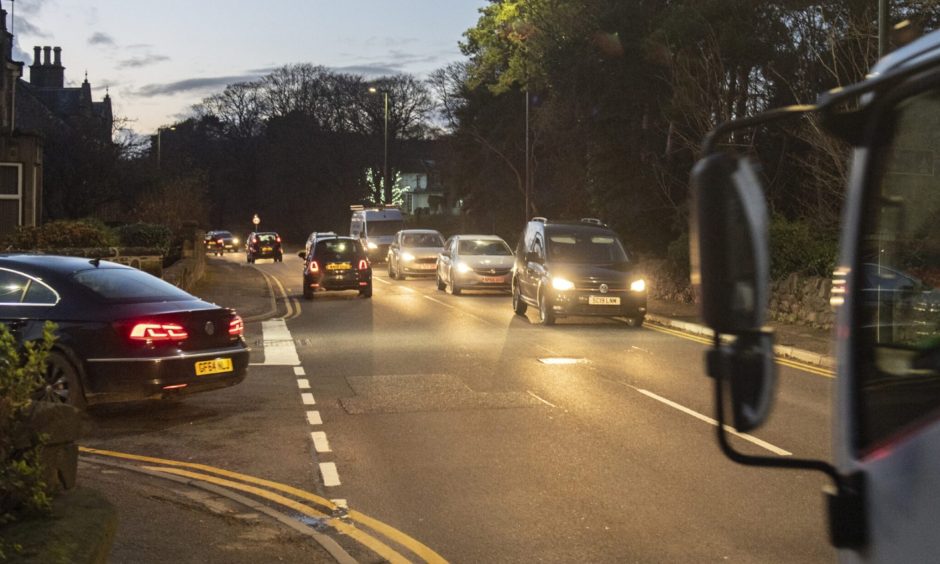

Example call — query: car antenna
[91,257,101,267]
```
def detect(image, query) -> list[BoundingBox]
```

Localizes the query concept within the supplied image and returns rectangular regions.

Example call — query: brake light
[129,322,188,342]
[276,236,282,243]
[228,315,244,336]
[309,261,320,273]
[358,259,369,270]
[216,239,223,244]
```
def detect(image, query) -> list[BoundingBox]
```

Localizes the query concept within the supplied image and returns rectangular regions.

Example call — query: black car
[298,236,372,299]
[0,255,249,408]
[512,218,647,326]
[247,231,283,263]
[205,230,238,253]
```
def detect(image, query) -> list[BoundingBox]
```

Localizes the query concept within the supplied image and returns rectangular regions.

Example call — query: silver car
[437,235,514,295]
[387,229,445,279]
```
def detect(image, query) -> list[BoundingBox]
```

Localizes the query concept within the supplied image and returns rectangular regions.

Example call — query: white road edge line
[311,431,331,453]
[527,391,557,408]
[423,295,494,325]
[294,367,306,376]
[319,462,341,487]
[423,295,455,309]
[306,411,322,425]
[374,277,391,285]
[301,392,316,405]
[635,388,792,456]
[297,379,311,389]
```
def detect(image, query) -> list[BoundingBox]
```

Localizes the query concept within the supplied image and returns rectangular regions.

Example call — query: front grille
[473,267,511,276]
[577,281,627,292]
[415,258,437,264]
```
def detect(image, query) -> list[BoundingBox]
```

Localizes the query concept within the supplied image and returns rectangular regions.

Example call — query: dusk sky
[9,0,486,135]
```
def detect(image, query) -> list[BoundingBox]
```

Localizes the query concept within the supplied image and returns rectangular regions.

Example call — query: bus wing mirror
[691,153,770,334]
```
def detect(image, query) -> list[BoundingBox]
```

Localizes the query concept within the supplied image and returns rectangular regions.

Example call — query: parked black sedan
[298,236,372,299]
[0,255,249,408]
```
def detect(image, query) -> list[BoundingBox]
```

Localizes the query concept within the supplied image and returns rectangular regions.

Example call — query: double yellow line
[79,447,446,564]
[646,324,835,378]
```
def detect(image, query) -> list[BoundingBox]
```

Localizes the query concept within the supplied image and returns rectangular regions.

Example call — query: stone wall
[643,259,834,330]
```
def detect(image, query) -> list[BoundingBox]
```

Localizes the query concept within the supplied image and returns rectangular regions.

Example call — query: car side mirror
[692,152,776,432]
[691,152,769,333]
[297,251,306,259]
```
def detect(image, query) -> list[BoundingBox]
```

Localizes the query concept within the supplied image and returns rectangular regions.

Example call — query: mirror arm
[709,334,868,549]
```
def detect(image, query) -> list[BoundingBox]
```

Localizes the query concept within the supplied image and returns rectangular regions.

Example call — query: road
[81,251,836,562]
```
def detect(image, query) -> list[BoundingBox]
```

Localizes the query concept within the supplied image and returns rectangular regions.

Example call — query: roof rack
[580,217,606,226]
[531,216,547,223]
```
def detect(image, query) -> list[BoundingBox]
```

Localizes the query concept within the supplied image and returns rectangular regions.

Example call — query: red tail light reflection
[358,259,369,270]
[228,315,244,336]
[129,322,188,342]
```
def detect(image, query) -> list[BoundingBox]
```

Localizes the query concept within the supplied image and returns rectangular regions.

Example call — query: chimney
[33,46,40,65]
[42,46,51,65]
[53,46,61,66]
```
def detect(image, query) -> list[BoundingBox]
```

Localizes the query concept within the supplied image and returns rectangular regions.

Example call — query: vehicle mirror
[297,251,306,259]
[691,152,769,334]
[707,331,777,432]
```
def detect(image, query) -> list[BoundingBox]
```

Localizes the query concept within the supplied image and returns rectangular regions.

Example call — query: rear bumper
[306,272,372,292]
[82,344,250,404]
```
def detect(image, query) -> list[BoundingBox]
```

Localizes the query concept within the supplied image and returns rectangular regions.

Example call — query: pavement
[82,256,837,563]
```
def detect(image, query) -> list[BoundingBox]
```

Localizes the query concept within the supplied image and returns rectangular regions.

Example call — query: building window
[0,163,22,236]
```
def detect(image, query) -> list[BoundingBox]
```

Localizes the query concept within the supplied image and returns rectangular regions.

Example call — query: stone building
[0,0,113,236]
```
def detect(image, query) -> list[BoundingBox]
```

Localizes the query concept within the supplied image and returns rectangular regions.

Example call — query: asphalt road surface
[81,251,836,563]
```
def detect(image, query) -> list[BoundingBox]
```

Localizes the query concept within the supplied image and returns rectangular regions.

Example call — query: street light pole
[878,0,889,58]
[368,87,391,205]
[156,125,175,169]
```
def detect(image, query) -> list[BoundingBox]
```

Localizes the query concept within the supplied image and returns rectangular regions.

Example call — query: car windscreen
[547,233,629,264]
[315,239,362,260]
[256,233,278,244]
[459,239,512,256]
[72,268,197,303]
[403,233,444,247]
[367,220,404,237]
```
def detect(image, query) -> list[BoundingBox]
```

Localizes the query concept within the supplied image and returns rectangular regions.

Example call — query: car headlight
[402,252,416,262]
[456,262,472,274]
[630,279,646,292]
[232,238,240,246]
[552,277,575,291]
[367,241,378,250]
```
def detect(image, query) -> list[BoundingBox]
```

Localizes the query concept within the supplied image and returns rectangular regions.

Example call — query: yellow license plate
[195,358,233,376]
[262,246,272,252]
[327,262,351,270]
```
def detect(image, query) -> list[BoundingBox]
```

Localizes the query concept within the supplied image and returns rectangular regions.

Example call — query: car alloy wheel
[388,261,396,279]
[512,281,528,315]
[360,283,373,298]
[626,315,645,328]
[437,273,446,291]
[538,289,555,326]
[39,351,86,409]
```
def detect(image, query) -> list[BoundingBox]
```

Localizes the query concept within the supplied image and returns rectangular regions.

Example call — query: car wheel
[303,279,314,300]
[626,315,645,328]
[388,261,397,279]
[538,288,555,326]
[39,351,86,409]
[512,282,528,315]
[437,273,446,291]
[359,283,373,298]
[450,279,461,296]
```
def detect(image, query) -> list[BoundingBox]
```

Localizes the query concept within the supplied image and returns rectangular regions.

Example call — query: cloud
[132,75,262,97]
[117,54,170,69]
[12,17,46,38]
[88,32,116,47]
[330,64,403,77]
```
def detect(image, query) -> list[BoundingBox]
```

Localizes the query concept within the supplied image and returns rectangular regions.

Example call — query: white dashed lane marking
[297,379,311,389]
[320,462,341,487]
[311,432,331,453]
[306,410,322,425]
[260,319,301,365]
[301,392,316,405]
[294,366,306,376]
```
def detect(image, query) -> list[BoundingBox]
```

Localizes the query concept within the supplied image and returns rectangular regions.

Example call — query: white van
[349,206,404,262]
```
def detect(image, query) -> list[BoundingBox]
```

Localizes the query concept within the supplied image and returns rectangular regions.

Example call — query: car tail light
[358,259,369,270]
[129,322,188,342]
[216,239,223,244]
[228,315,244,336]
[309,261,320,273]
[276,236,282,243]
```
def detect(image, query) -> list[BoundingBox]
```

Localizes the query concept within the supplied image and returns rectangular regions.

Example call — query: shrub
[2,219,117,250]
[768,216,839,280]
[115,222,172,249]
[0,322,56,558]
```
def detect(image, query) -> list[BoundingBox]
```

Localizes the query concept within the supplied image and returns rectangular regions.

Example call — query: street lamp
[156,125,176,169]
[368,86,390,204]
